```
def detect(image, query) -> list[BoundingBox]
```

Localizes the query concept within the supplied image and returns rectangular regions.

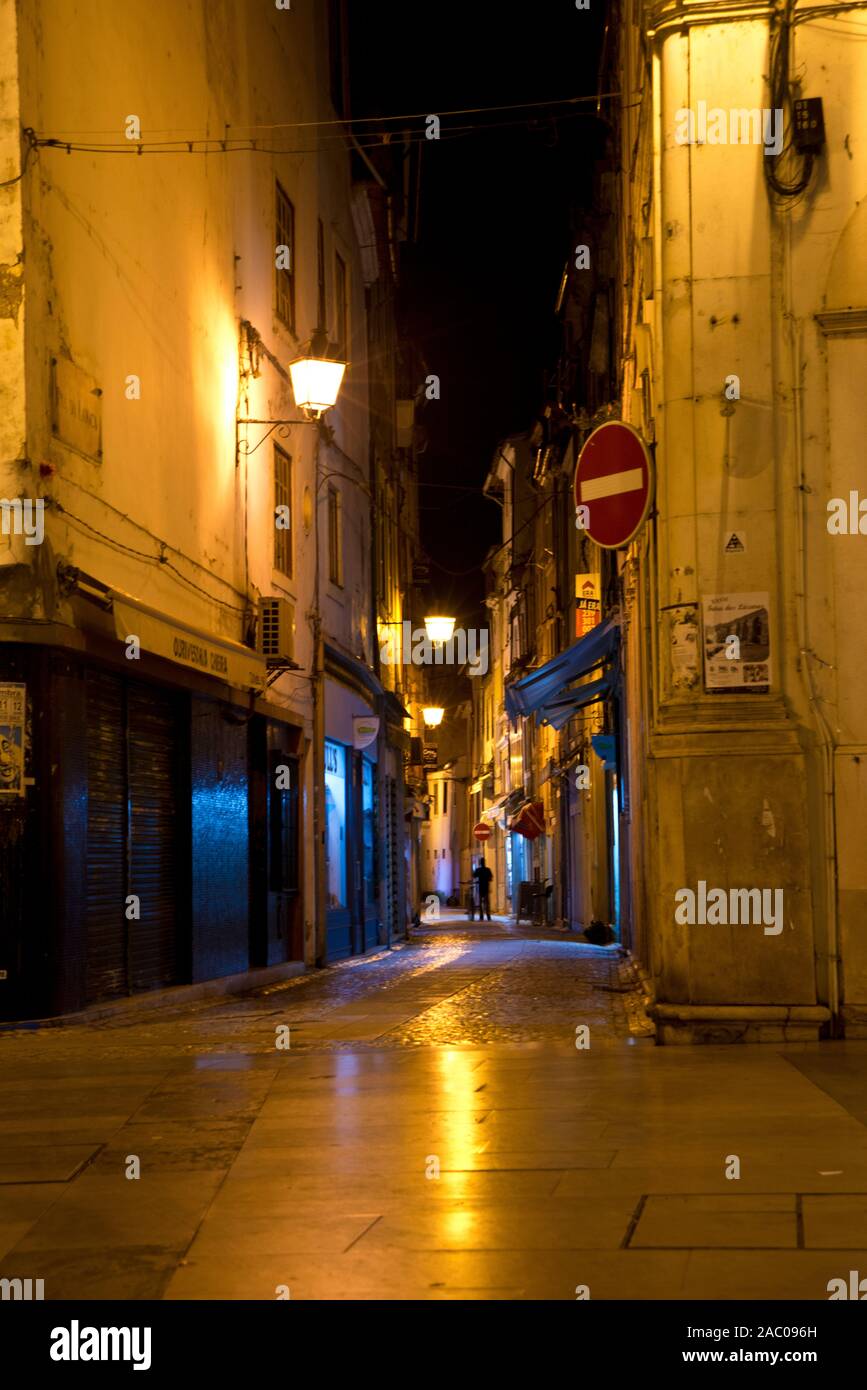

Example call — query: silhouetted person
[472,857,493,921]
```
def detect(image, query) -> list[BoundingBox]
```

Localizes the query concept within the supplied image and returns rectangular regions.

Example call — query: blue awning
[505,619,619,721]
[539,673,614,731]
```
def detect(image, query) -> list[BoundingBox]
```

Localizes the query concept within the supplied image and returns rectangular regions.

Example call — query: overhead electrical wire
[765,0,815,199]
[425,490,555,578]
[37,91,624,140]
[32,108,614,161]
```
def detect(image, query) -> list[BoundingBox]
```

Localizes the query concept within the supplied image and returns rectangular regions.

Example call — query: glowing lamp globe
[422,707,445,727]
[424,615,456,644]
[289,356,346,418]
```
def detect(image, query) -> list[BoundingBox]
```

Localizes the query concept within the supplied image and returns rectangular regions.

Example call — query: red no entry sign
[472,822,491,841]
[574,421,653,549]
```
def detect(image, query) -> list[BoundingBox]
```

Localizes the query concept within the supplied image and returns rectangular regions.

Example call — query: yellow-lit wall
[5,0,371,966]
[616,0,867,1037]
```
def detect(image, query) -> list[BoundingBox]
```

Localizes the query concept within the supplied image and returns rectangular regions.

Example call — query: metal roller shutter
[127,684,181,992]
[85,671,127,1003]
[85,671,183,1003]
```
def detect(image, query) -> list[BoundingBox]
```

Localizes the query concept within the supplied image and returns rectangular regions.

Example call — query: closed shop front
[85,668,187,1004]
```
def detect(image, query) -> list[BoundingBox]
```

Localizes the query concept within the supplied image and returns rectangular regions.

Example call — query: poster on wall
[0,682,26,797]
[575,573,601,639]
[669,608,700,692]
[702,593,771,692]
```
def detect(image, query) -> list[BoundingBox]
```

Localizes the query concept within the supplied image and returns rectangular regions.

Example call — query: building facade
[611,0,867,1040]
[491,0,867,1041]
[0,0,419,1018]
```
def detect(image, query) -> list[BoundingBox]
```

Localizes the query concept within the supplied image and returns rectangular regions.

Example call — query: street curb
[620,951,655,1007]
[616,950,657,1040]
[0,936,412,1032]
[0,960,308,1032]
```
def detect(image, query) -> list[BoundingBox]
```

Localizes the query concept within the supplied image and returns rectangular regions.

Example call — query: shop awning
[509,800,546,840]
[504,619,619,721]
[325,642,403,708]
[481,792,510,824]
[111,596,266,691]
[538,672,614,731]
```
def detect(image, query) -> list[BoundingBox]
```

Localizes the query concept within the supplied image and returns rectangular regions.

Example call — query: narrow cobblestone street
[3,922,867,1301]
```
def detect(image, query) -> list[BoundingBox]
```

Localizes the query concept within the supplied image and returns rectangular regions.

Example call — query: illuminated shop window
[324,739,347,909]
[362,756,377,911]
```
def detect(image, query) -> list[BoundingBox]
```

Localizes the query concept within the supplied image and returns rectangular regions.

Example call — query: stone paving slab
[163,1247,692,1301]
[631,1195,798,1249]
[682,1249,867,1300]
[7,1172,225,1253]
[0,1146,102,1185]
[802,1194,867,1247]
[2,925,867,1299]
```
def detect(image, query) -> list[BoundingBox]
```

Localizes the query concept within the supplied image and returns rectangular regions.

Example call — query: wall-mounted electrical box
[793,98,825,153]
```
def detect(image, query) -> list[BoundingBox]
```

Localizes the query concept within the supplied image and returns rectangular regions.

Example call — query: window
[273,445,292,578]
[334,251,348,356]
[327,486,342,585]
[324,740,347,909]
[275,182,295,331]
[317,219,326,330]
[442,780,448,815]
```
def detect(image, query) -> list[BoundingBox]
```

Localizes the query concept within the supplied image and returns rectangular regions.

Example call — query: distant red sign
[472,822,491,841]
[574,421,653,549]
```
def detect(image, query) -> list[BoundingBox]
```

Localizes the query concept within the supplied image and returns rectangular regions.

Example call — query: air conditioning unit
[258,598,295,663]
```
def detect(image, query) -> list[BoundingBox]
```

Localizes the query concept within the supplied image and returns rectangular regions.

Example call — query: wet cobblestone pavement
[0,920,647,1060]
[4,920,867,1300]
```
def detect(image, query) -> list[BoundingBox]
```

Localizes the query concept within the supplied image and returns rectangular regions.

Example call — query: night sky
[349,2,607,623]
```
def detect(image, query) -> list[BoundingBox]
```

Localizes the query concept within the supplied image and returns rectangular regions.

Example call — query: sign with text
[575,572,601,639]
[702,592,771,691]
[51,356,102,460]
[113,600,267,691]
[352,715,379,750]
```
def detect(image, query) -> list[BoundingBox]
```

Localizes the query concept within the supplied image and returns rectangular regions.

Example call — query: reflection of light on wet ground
[434,1050,485,1219]
[0,931,645,1063]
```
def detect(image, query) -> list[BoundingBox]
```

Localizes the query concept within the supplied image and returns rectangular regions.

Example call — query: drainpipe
[311,429,327,968]
[789,305,840,1033]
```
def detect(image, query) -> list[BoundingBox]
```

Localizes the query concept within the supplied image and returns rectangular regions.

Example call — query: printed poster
[575,572,601,640]
[0,682,26,797]
[670,609,700,691]
[702,593,770,691]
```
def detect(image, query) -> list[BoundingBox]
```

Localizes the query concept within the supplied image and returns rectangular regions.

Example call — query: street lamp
[424,615,456,644]
[236,321,347,450]
[235,319,348,971]
[288,354,347,420]
[422,706,445,727]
